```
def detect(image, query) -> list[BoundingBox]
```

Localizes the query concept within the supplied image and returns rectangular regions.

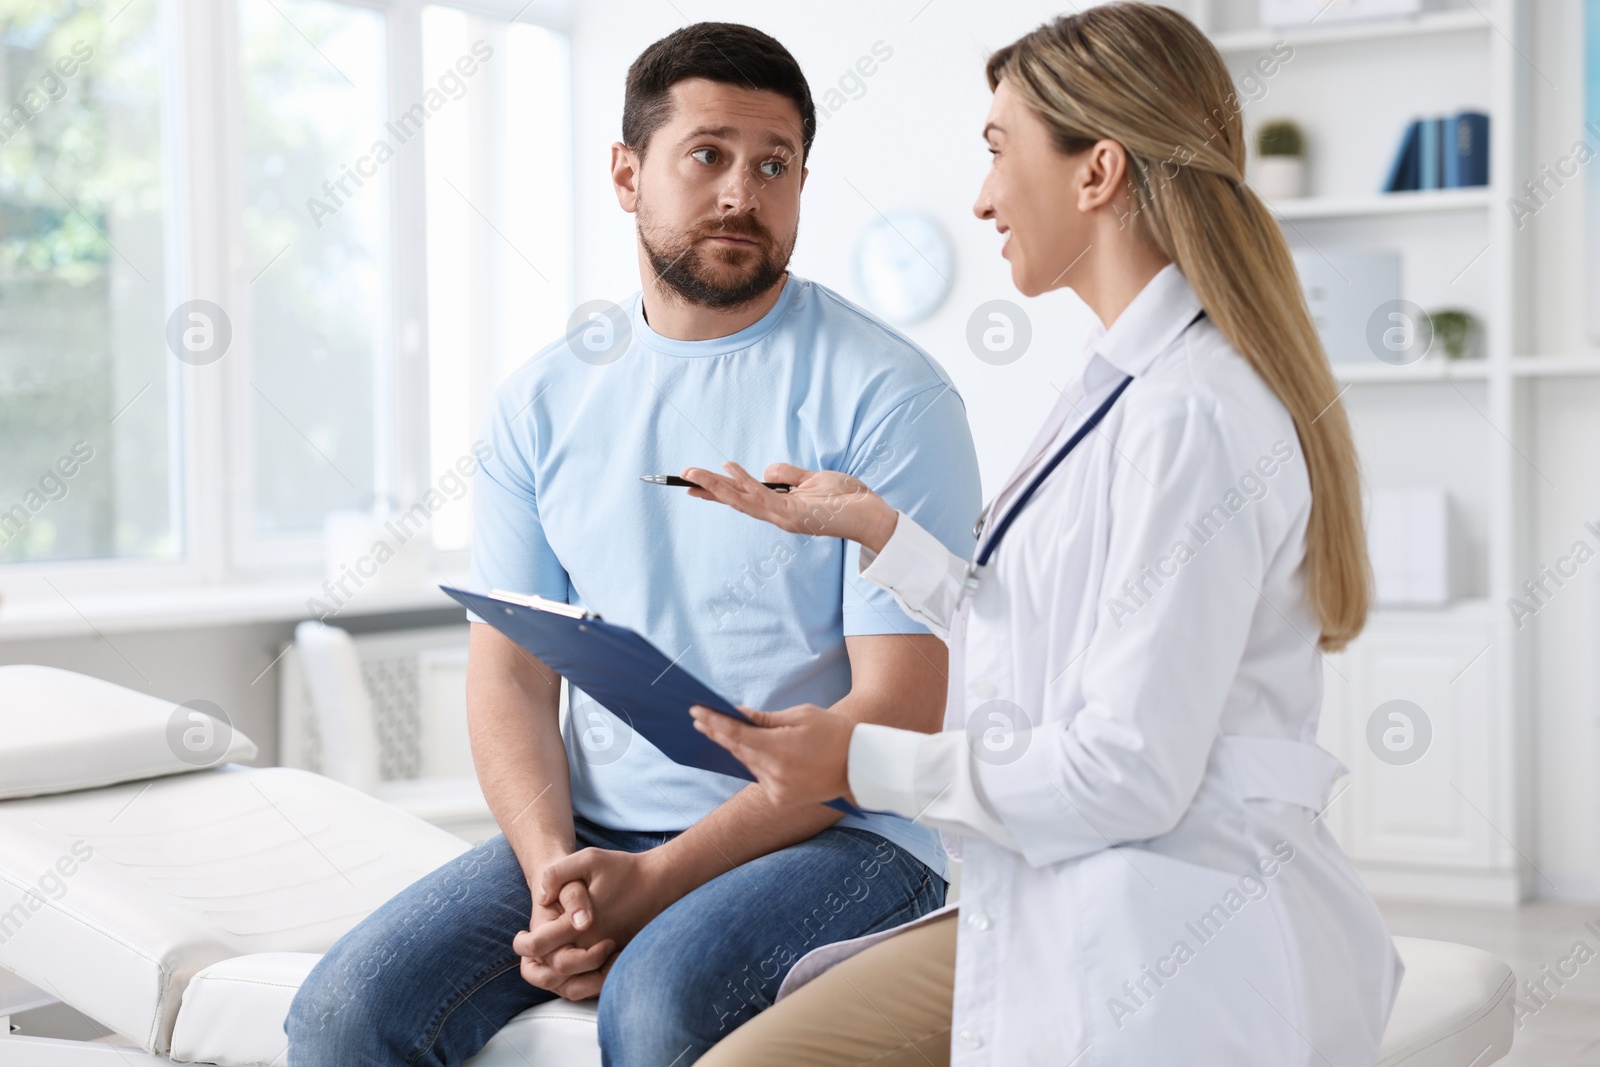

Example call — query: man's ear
[799,165,809,194]
[611,141,641,214]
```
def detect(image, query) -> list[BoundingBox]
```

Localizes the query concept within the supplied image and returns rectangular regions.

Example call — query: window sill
[0,574,469,642]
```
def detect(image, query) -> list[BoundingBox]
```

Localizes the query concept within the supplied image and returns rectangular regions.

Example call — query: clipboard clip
[489,589,602,621]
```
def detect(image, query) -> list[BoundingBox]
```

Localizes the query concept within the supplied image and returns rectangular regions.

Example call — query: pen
[641,474,793,493]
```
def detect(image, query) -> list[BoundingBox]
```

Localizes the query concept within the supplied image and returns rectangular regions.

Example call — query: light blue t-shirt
[468,274,981,878]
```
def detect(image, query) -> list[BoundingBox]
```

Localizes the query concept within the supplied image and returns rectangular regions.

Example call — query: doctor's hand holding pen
[682,461,899,555]
[683,460,886,808]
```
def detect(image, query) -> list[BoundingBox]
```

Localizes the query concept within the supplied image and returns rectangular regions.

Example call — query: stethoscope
[959,307,1206,605]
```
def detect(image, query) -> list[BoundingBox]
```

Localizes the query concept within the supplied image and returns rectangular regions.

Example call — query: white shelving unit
[1207,6,1489,51]
[1187,0,1536,904]
[1510,354,1600,378]
[1266,187,1493,220]
[1331,359,1491,384]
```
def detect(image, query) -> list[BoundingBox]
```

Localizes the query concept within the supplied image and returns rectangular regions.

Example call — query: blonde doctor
[683,5,1401,1066]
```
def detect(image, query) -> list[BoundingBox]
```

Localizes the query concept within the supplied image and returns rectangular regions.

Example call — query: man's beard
[638,201,795,310]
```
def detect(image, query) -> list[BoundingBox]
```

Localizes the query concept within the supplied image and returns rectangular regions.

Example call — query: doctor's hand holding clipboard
[681,6,1404,1065]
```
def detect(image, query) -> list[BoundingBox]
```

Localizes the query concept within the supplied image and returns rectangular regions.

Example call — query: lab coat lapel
[979,266,1205,546]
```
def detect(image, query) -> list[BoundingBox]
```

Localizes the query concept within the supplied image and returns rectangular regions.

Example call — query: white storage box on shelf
[1369,487,1457,607]
[1291,247,1402,366]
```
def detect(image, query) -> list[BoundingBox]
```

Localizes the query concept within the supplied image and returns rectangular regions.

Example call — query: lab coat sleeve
[856,509,969,642]
[841,383,982,638]
[848,722,1022,851]
[862,397,1270,866]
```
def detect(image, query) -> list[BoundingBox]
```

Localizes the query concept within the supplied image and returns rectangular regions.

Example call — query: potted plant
[1428,308,1480,360]
[1254,119,1307,199]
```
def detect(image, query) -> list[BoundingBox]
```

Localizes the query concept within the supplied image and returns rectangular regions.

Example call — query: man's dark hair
[623,22,816,164]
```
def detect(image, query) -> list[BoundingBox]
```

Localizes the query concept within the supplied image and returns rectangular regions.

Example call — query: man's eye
[758,160,786,179]
[691,147,719,165]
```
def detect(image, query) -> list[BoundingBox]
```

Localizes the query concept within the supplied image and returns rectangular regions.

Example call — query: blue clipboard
[442,585,858,814]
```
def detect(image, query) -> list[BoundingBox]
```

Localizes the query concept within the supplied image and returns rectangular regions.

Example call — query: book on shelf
[1448,112,1490,187]
[1383,111,1489,193]
[1383,119,1422,193]
[1419,117,1442,190]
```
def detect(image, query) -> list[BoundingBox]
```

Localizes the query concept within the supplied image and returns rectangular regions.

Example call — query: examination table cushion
[1379,936,1515,1066]
[173,951,603,1067]
[171,952,320,1067]
[0,664,259,800]
[0,764,469,1055]
[163,935,1510,1067]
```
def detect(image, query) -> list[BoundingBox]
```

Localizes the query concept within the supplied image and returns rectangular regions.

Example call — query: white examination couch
[0,666,1514,1066]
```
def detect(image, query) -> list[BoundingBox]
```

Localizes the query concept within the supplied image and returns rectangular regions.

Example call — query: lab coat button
[959,1029,983,1050]
[966,910,991,931]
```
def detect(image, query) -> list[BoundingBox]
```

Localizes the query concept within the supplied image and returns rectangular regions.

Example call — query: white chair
[292,620,493,841]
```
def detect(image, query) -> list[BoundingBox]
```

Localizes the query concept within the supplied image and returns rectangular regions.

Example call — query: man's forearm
[643,634,945,904]
[466,625,575,881]
[643,781,845,903]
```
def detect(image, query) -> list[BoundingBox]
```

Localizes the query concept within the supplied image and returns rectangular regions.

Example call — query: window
[422,5,571,551]
[0,0,175,565]
[0,0,574,582]
[239,0,389,538]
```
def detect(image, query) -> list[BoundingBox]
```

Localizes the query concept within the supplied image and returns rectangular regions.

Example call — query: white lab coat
[783,266,1403,1065]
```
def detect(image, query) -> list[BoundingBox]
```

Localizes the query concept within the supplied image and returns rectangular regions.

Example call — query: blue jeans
[285,814,945,1067]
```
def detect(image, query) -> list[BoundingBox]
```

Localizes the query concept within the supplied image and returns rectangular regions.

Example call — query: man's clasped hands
[512,846,677,1000]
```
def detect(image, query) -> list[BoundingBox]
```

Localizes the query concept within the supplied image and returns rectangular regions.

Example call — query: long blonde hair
[987,3,1370,651]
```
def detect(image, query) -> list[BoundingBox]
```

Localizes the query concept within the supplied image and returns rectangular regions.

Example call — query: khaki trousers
[698,911,958,1067]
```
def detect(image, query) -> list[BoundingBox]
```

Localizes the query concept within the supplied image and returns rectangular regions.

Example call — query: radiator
[277,625,473,782]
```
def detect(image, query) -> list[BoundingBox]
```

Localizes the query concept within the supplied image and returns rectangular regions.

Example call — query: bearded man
[287,21,980,1067]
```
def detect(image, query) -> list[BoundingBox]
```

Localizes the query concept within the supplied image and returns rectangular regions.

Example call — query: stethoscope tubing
[962,308,1206,595]
[973,374,1134,569]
